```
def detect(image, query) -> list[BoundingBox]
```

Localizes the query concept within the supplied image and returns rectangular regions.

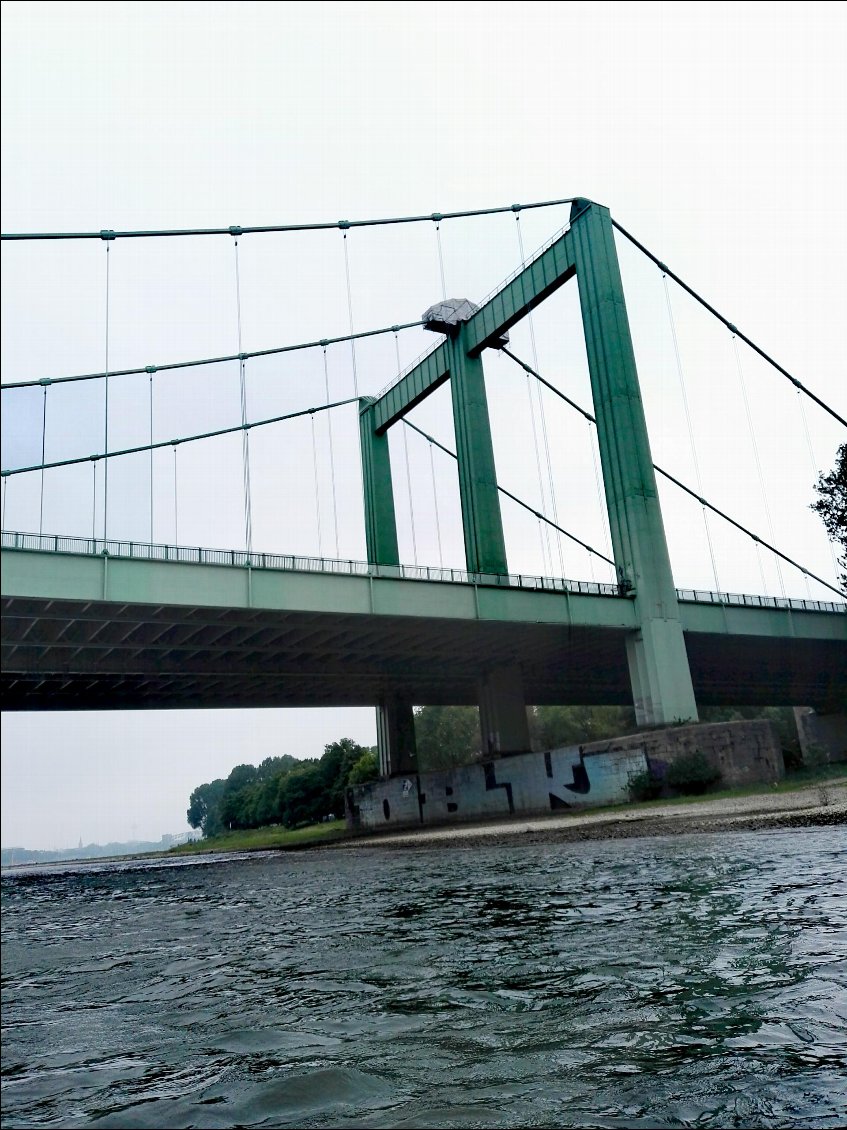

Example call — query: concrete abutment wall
[347,719,784,833]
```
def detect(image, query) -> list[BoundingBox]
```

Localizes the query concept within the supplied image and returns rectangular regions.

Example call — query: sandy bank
[333,780,847,851]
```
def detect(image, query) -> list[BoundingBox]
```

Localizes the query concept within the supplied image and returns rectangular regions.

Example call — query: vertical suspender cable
[92,460,97,542]
[429,441,444,568]
[172,444,179,546]
[39,385,47,535]
[394,330,417,565]
[323,346,340,557]
[663,276,721,593]
[434,217,447,300]
[103,243,111,541]
[515,213,557,577]
[233,236,253,555]
[149,373,154,542]
[796,388,840,583]
[341,229,359,396]
[733,333,786,597]
[430,222,446,567]
[588,421,614,584]
[2,474,7,530]
[311,414,323,558]
[402,424,419,566]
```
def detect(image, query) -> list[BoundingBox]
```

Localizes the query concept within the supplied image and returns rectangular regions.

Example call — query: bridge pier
[478,664,531,755]
[570,199,698,726]
[376,694,418,777]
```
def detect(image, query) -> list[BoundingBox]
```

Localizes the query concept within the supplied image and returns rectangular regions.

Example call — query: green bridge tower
[359,198,699,775]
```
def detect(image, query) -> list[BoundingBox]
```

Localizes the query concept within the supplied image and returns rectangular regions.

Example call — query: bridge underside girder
[2,595,843,712]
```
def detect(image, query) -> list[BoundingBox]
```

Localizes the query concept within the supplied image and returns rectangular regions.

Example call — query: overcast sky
[2,1,844,851]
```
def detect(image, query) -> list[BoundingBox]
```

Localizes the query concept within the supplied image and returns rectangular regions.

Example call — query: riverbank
[333,776,847,851]
[8,774,837,871]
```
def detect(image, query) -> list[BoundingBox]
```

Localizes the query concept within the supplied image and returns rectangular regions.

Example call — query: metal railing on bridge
[2,530,844,613]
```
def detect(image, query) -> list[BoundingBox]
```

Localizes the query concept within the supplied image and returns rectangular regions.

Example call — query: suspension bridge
[1,197,845,775]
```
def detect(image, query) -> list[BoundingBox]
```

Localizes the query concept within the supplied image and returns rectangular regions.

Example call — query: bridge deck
[2,536,845,712]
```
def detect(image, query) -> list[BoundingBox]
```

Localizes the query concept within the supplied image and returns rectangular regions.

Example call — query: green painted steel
[449,329,509,575]
[373,342,449,434]
[5,547,843,643]
[358,398,400,566]
[464,229,576,355]
[2,549,844,711]
[569,199,699,724]
[371,229,576,433]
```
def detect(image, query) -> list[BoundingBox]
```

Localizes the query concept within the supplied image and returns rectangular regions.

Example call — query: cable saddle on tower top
[422,298,510,348]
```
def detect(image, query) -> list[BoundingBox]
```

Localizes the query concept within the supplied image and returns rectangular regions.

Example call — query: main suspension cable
[2,397,361,477]
[663,274,721,592]
[500,347,845,599]
[612,219,847,430]
[1,197,578,241]
[1,320,428,391]
[401,418,615,569]
[732,333,785,598]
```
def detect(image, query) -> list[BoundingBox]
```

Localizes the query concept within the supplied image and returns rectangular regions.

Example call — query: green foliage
[665,752,722,795]
[187,738,375,836]
[347,749,379,786]
[628,769,663,802]
[321,738,369,816]
[811,443,846,589]
[530,705,636,749]
[414,706,480,770]
[277,763,327,828]
[186,779,227,837]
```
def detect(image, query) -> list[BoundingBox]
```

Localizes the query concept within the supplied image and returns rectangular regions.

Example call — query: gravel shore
[336,779,847,851]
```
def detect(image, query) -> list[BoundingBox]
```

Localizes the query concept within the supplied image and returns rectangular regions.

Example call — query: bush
[628,770,663,802]
[665,752,722,795]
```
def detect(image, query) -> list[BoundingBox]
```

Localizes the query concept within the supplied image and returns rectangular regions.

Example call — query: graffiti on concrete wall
[348,745,648,832]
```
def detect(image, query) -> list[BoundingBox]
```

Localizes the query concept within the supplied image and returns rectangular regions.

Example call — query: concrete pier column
[478,664,531,755]
[376,695,418,777]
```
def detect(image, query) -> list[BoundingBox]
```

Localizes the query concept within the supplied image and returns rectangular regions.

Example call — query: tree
[413,706,480,770]
[277,763,326,828]
[812,443,846,590]
[186,779,227,837]
[347,748,379,786]
[530,705,636,749]
[320,738,367,815]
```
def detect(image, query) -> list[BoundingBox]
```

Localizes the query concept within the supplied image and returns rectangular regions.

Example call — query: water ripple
[2,828,846,1128]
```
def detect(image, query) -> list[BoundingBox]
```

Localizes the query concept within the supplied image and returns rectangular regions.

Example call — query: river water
[2,828,846,1129]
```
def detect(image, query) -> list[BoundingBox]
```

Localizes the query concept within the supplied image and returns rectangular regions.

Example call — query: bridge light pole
[570,199,698,725]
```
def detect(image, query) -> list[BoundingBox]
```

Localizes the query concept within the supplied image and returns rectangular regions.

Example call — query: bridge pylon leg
[449,331,509,576]
[376,694,418,777]
[359,399,400,566]
[570,199,698,726]
[478,664,531,755]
